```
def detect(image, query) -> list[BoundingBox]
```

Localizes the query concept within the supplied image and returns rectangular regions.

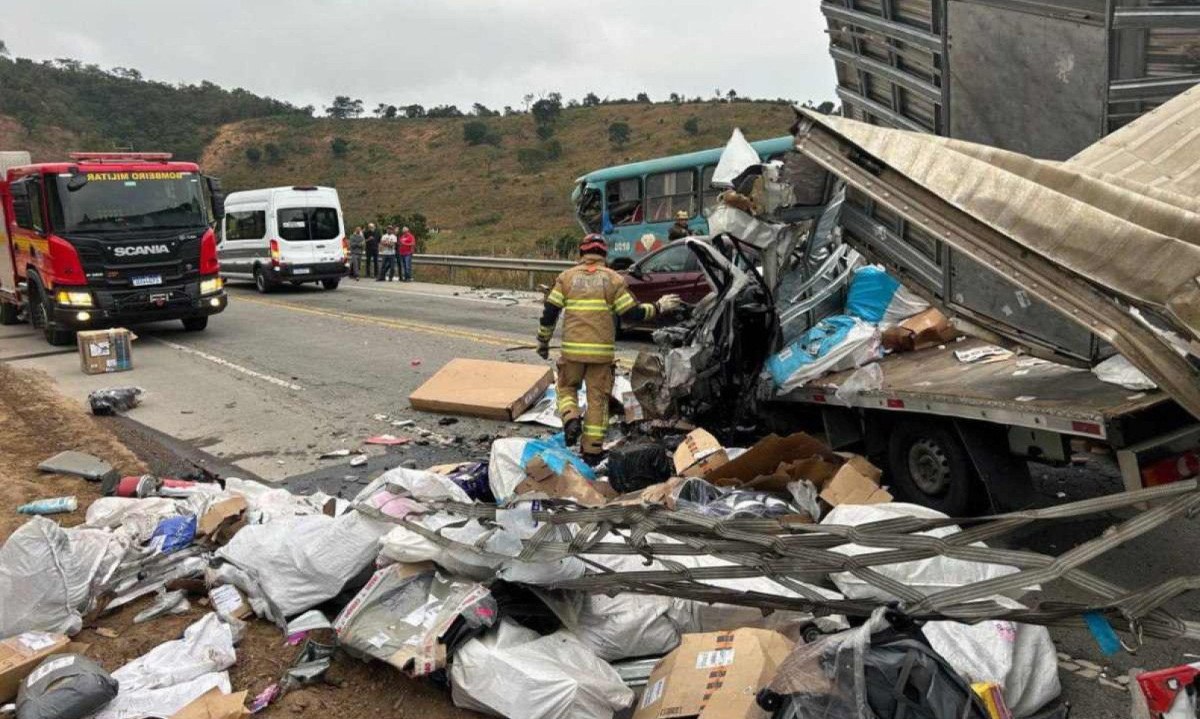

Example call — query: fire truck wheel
[35,291,74,346]
[0,301,20,325]
[182,316,209,332]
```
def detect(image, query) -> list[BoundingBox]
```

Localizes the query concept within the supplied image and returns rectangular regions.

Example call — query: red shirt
[398,232,416,255]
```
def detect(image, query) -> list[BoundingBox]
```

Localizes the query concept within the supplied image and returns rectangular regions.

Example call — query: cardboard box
[197,496,248,539]
[77,328,136,375]
[633,629,795,719]
[409,359,553,421]
[673,429,729,478]
[169,688,250,719]
[516,456,614,507]
[0,631,71,702]
[706,433,837,487]
[882,308,959,353]
[819,456,893,506]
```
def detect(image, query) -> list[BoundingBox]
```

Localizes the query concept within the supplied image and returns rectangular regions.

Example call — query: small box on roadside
[0,631,71,702]
[77,328,136,375]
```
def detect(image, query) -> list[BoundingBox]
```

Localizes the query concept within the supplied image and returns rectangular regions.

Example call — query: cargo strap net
[368,479,1200,643]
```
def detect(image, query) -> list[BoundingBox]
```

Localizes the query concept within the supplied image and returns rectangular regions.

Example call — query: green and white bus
[571,135,794,266]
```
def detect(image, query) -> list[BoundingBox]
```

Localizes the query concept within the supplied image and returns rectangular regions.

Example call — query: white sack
[450,620,633,719]
[0,517,91,637]
[66,527,131,599]
[1093,354,1157,391]
[881,285,931,327]
[95,612,235,719]
[85,497,183,542]
[223,477,328,523]
[924,598,1061,718]
[488,437,528,503]
[712,128,762,188]
[372,466,472,504]
[823,503,1024,601]
[217,510,391,618]
[571,593,684,661]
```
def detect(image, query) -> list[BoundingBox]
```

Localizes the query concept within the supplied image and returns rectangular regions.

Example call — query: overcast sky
[2,1,836,112]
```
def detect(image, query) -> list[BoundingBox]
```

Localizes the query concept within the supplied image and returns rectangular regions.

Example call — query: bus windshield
[53,171,207,234]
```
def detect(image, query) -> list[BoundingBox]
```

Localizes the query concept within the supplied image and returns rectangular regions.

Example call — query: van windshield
[277,207,340,242]
[53,172,207,233]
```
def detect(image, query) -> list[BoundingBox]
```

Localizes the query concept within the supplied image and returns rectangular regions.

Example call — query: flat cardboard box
[169,688,250,719]
[77,328,136,375]
[706,433,837,487]
[633,628,794,719]
[673,429,729,478]
[409,359,553,421]
[0,631,71,702]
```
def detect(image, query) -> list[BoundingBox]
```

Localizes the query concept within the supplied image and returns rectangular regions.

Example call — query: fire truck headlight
[55,290,94,307]
[200,277,224,295]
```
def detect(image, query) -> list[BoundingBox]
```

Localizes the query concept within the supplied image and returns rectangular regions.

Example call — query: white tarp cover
[0,517,91,637]
[823,503,1024,601]
[94,612,235,719]
[712,128,762,188]
[450,619,633,719]
[217,510,391,619]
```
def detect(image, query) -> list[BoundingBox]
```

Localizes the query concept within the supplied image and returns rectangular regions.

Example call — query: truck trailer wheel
[182,316,208,332]
[253,266,274,294]
[886,420,975,516]
[0,300,20,325]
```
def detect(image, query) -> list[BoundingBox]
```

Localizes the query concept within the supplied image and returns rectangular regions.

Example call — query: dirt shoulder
[0,363,474,719]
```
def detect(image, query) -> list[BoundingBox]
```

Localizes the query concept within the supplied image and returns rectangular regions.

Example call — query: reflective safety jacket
[538,254,656,363]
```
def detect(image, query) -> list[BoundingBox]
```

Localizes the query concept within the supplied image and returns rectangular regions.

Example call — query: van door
[220,204,268,278]
[275,205,343,269]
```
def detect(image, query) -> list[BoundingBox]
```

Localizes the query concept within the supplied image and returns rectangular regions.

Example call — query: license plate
[293,268,311,275]
[132,274,162,287]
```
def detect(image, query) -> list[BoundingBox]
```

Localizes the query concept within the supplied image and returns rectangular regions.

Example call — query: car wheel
[182,316,209,332]
[321,279,340,290]
[253,266,274,294]
[886,419,975,516]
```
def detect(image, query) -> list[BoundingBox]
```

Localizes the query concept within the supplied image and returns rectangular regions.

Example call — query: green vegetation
[683,117,700,135]
[608,121,632,147]
[0,54,305,160]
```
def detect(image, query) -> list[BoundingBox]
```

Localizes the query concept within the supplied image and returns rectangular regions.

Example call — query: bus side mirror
[205,176,225,221]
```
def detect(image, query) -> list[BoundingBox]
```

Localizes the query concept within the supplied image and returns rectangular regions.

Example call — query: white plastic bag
[823,503,1026,601]
[570,593,684,661]
[1093,354,1157,391]
[488,437,529,503]
[0,518,91,637]
[712,128,762,188]
[835,363,884,406]
[95,613,235,719]
[224,477,328,523]
[450,620,633,719]
[924,598,1061,718]
[217,510,391,619]
[84,497,183,542]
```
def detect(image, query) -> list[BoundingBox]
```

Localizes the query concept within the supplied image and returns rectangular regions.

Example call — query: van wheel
[182,316,208,332]
[321,279,340,291]
[34,289,74,346]
[253,266,274,294]
[0,301,20,325]
[887,420,974,516]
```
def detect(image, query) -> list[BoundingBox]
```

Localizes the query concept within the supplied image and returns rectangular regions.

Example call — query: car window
[224,210,266,241]
[639,243,690,273]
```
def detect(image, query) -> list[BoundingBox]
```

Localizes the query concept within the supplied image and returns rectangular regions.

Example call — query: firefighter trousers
[556,358,613,456]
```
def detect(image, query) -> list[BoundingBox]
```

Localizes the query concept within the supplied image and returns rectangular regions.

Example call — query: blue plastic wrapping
[844,266,901,323]
[519,433,597,481]
[149,514,196,554]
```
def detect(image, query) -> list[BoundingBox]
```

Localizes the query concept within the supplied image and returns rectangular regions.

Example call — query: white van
[219,186,348,292]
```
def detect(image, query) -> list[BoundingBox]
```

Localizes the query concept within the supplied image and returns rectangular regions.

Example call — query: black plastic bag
[17,654,119,719]
[607,441,673,493]
[87,386,144,416]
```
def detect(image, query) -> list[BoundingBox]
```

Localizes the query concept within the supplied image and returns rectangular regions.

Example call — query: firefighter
[537,234,681,460]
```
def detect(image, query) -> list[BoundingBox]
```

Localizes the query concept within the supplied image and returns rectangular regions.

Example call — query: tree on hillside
[372,102,389,117]
[403,104,426,118]
[472,103,498,117]
[326,96,363,119]
[331,136,350,157]
[608,121,631,148]
[683,117,699,136]
[110,66,142,81]
[264,143,284,164]
[0,40,8,57]
[816,100,836,114]
[463,120,489,145]
[582,92,601,107]
[635,92,651,103]
[726,89,739,102]
[427,104,464,118]
[531,93,562,137]
[669,92,682,104]
[245,147,262,164]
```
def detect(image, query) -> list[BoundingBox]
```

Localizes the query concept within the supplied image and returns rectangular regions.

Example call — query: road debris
[16,497,77,515]
[86,386,144,416]
[409,358,552,421]
[36,451,115,483]
[363,434,409,446]
[16,653,119,719]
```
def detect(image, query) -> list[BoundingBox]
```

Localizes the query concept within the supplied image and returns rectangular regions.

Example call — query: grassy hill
[202,102,797,256]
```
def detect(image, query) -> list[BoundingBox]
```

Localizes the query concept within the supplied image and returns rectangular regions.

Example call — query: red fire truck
[0,151,228,345]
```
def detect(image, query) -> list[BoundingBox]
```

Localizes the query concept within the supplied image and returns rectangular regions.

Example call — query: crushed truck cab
[0,151,227,344]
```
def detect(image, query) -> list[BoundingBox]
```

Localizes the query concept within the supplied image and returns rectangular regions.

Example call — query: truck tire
[32,287,74,346]
[321,279,340,290]
[182,316,208,332]
[253,266,274,294]
[886,419,975,516]
[0,300,20,325]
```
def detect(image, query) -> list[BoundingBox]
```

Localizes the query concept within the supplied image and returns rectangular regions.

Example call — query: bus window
[606,178,642,226]
[701,165,721,212]
[576,186,603,233]
[646,169,696,223]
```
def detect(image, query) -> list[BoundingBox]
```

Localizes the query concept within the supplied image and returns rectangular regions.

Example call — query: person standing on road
[348,226,366,280]
[363,222,381,278]
[377,226,398,281]
[536,233,681,462]
[397,226,416,282]
[667,210,692,241]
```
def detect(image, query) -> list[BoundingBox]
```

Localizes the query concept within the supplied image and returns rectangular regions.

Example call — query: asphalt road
[2,277,1198,717]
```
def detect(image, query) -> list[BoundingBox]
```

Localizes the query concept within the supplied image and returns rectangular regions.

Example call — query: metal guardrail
[412,254,574,288]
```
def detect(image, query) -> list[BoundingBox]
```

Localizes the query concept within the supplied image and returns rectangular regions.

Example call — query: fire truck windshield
[52,171,207,234]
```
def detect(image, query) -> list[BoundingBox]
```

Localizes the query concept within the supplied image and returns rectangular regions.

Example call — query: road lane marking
[157,339,304,391]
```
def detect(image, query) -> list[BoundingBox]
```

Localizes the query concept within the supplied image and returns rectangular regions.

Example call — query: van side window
[12,176,45,234]
[646,169,696,223]
[224,210,266,241]
[606,178,642,226]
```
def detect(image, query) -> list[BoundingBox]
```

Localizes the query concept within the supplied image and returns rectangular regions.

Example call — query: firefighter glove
[656,294,683,313]
[536,339,550,360]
